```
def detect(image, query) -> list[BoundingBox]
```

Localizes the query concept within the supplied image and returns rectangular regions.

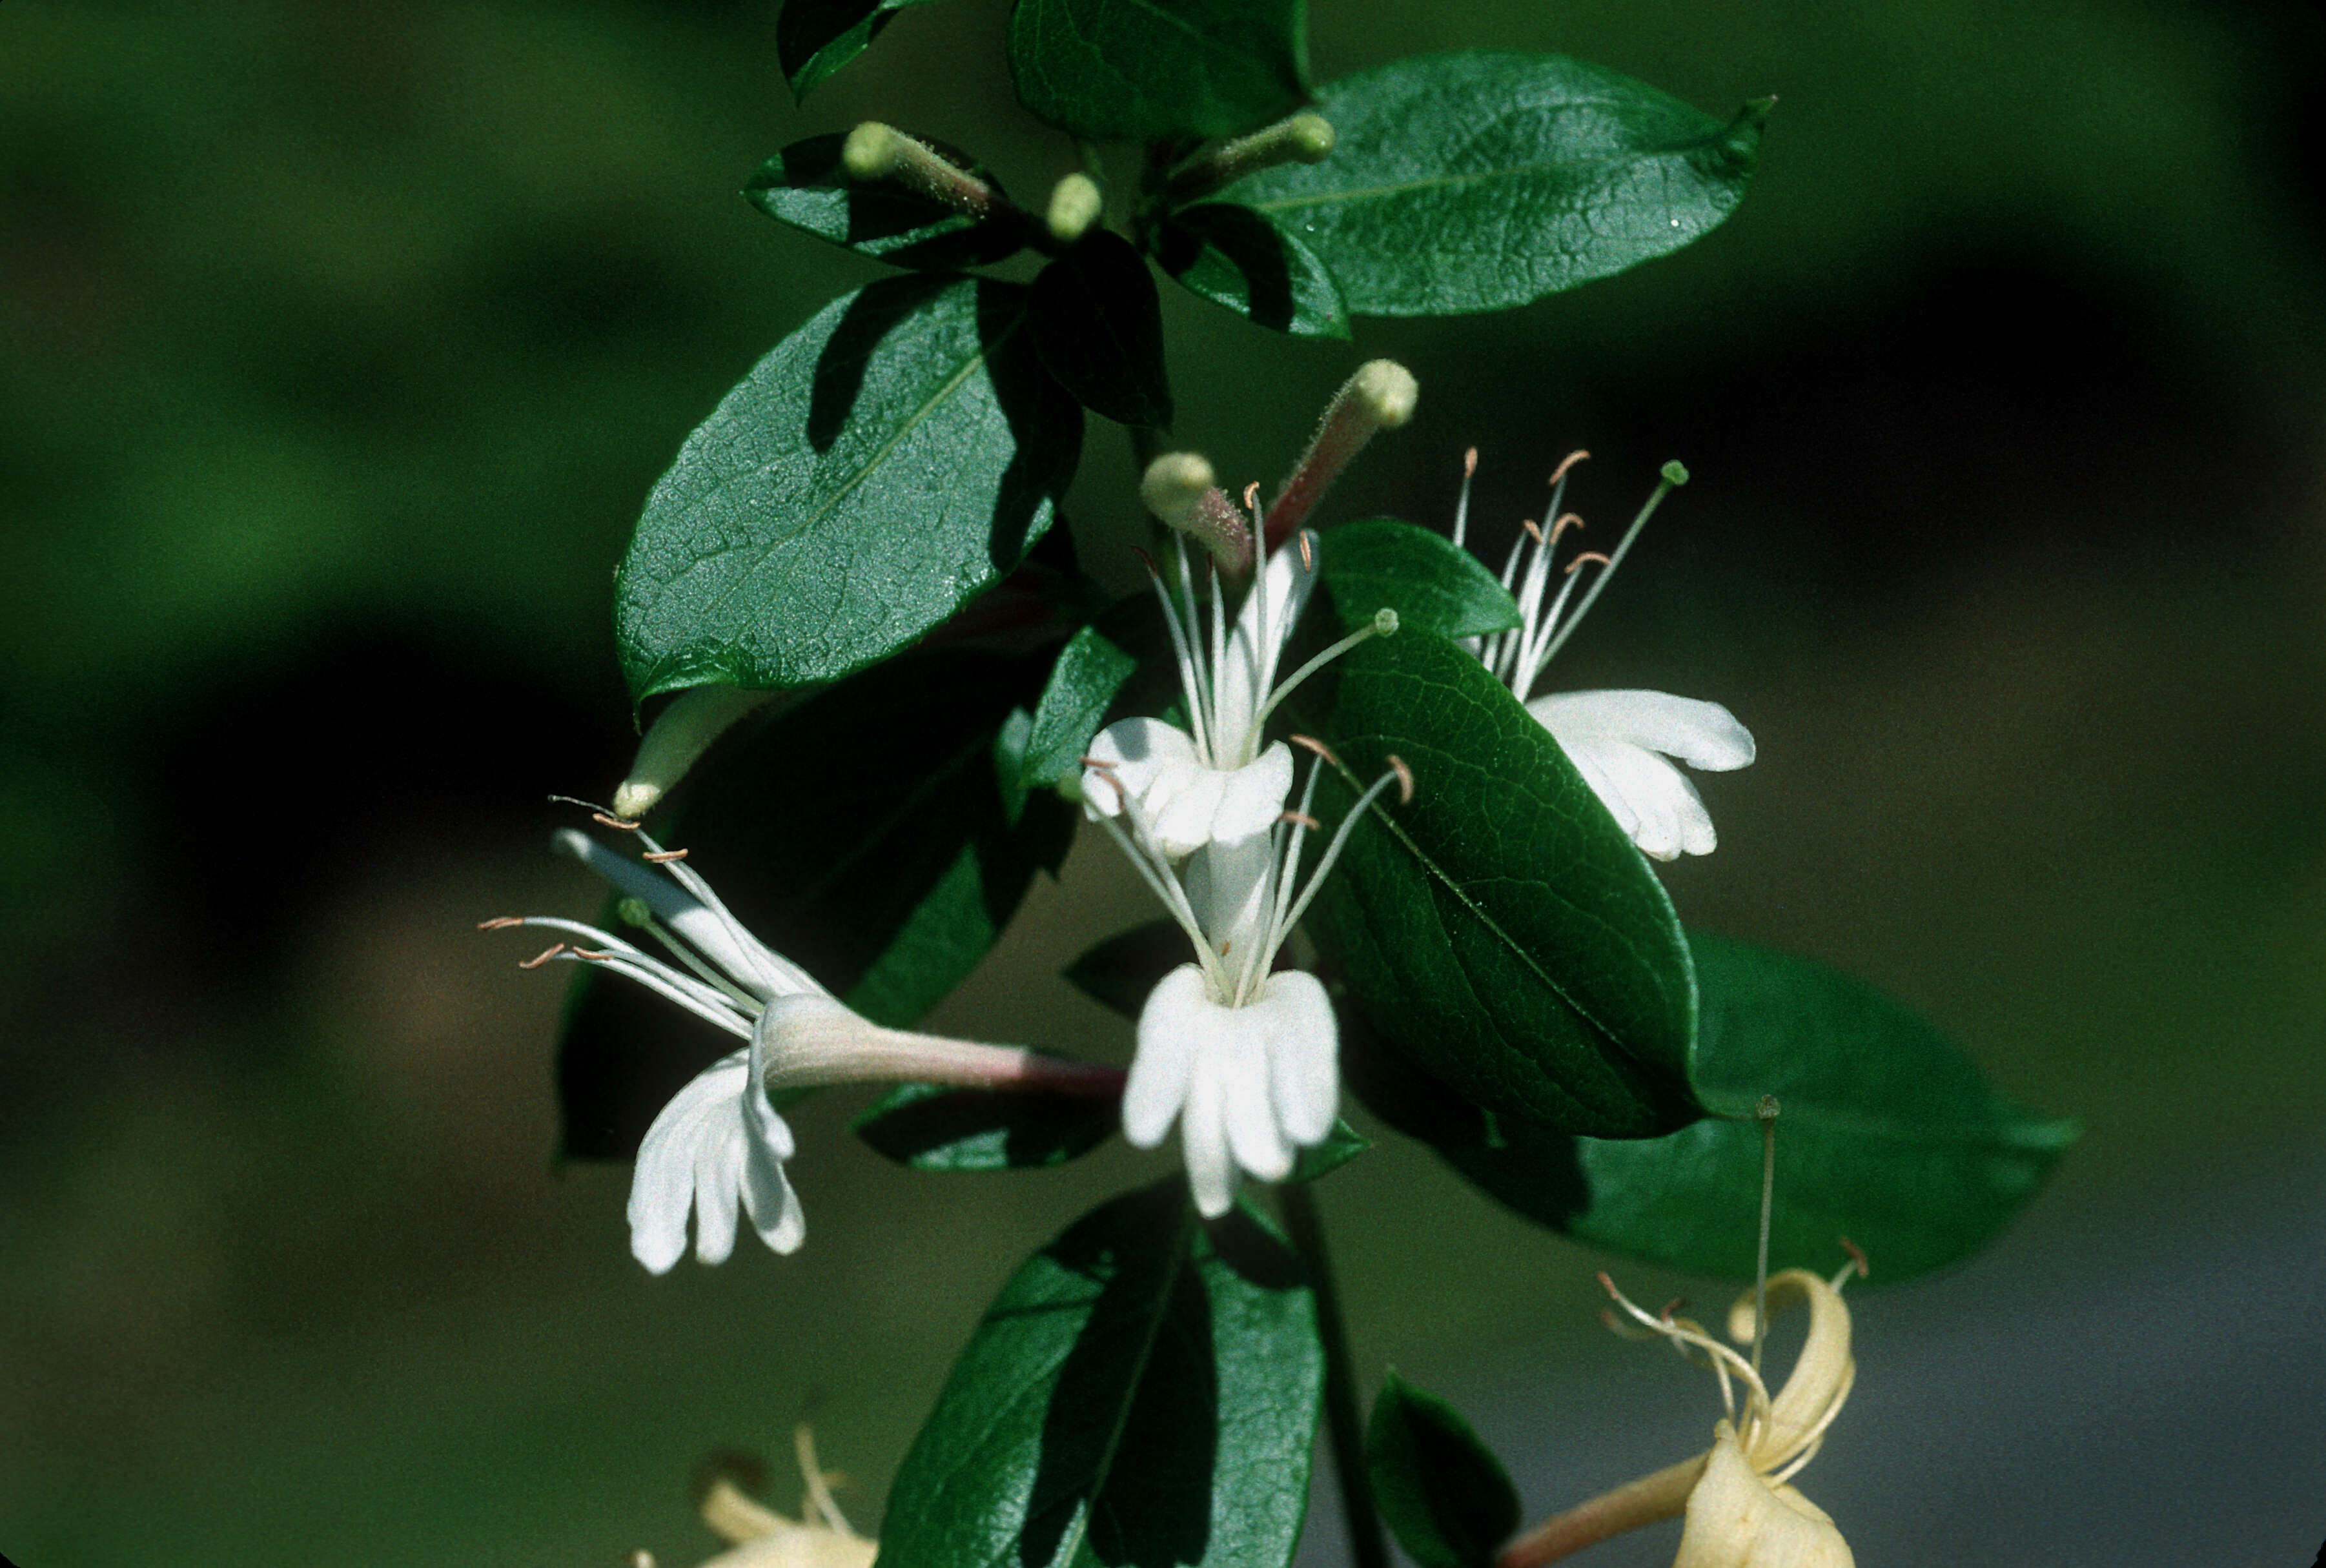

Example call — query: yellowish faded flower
[637,1427,877,1568]
[1498,1260,1862,1568]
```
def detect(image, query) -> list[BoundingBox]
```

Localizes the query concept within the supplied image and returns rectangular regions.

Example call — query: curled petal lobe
[1673,1423,1853,1568]
[1728,1270,1855,1470]
[1081,718,1201,820]
[1213,538,1320,762]
[1125,964,1210,1149]
[627,1050,806,1273]
[1258,970,1338,1145]
[1529,690,1751,860]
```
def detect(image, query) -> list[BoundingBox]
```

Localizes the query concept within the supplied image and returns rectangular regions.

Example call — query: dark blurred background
[3,1,2323,1563]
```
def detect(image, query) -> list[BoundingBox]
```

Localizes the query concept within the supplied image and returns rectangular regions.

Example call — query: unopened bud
[1263,359,1420,547]
[841,121,904,181]
[1046,173,1103,245]
[1141,451,1252,573]
[613,684,779,820]
[1281,112,1336,163]
[840,121,995,219]
[1163,111,1340,205]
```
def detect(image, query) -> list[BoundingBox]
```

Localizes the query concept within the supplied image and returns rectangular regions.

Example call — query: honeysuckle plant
[491,4,2077,1563]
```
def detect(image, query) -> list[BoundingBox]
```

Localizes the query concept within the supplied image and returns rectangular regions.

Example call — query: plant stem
[1279,1181,1391,1568]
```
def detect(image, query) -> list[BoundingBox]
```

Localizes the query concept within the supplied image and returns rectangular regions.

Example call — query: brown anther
[1078,755,1119,772]
[1522,518,1546,544]
[1298,531,1314,569]
[573,946,617,960]
[1563,550,1613,575]
[1595,1270,1619,1297]
[1288,733,1342,767]
[477,916,524,930]
[1838,1236,1870,1279]
[1463,445,1479,478]
[1549,449,1590,485]
[642,848,689,862]
[1387,753,1414,804]
[592,811,640,831]
[1219,940,1232,956]
[1280,810,1323,831]
[1551,511,1586,537]
[1130,544,1159,577]
[1243,480,1261,515]
[518,943,567,969]
[1660,1296,1689,1322]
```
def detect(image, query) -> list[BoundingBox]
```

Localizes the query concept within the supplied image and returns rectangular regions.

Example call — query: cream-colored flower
[633,1427,877,1568]
[1498,1261,1862,1568]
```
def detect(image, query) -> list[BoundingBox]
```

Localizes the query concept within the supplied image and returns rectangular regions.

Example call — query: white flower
[1498,1259,1863,1568]
[489,820,1119,1272]
[1088,740,1409,1217]
[1453,451,1755,860]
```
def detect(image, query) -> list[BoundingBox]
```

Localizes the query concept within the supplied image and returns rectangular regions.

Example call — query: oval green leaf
[879,1183,1321,1568]
[745,134,1025,270]
[779,0,942,101]
[1007,0,1309,142]
[1366,1371,1521,1568]
[1156,203,1350,340]
[1018,624,1139,793]
[1030,230,1174,428]
[615,274,1082,704]
[1317,517,1522,640]
[1223,52,1766,316]
[1347,932,2077,1284]
[1312,630,1700,1136]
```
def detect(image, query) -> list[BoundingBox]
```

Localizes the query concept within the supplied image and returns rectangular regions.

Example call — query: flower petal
[1531,689,1755,770]
[1209,742,1296,845]
[1529,691,1740,860]
[627,1050,751,1274]
[1673,1422,1853,1568]
[1256,969,1339,1146]
[1127,964,1210,1148]
[1213,535,1320,764]
[1726,1270,1855,1474]
[1151,765,1232,859]
[1181,1043,1238,1218]
[1221,1015,1294,1183]
[1081,718,1201,820]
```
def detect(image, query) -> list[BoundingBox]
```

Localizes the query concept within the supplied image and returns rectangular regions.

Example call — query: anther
[573,946,618,961]
[642,848,689,863]
[1289,733,1342,767]
[1837,1236,1869,1281]
[1298,531,1314,569]
[477,916,524,930]
[1522,518,1546,545]
[1464,445,1479,478]
[592,811,640,831]
[1280,810,1323,830]
[1551,511,1586,537]
[1549,449,1590,485]
[1387,753,1414,804]
[518,943,567,969]
[1563,550,1612,575]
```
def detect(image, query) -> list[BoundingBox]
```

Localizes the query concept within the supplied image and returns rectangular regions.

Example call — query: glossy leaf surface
[1312,630,1699,1135]
[617,275,1081,703]
[853,1081,1120,1170]
[745,134,1024,270]
[1316,517,1522,640]
[1008,0,1309,142]
[779,0,939,100]
[1063,919,1190,1019]
[1156,203,1349,340]
[881,1183,1321,1568]
[1367,1372,1521,1568]
[1030,231,1174,428]
[1225,52,1764,316]
[556,651,1074,1159]
[1019,624,1139,793]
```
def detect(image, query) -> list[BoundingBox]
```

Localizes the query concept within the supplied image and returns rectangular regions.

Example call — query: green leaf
[779,0,939,101]
[616,274,1081,704]
[1019,624,1139,793]
[1007,0,1309,143]
[853,1081,1120,1170]
[556,649,1076,1160]
[880,1183,1322,1568]
[1311,630,1700,1136]
[1063,919,1190,1019]
[1223,52,1765,316]
[1316,518,1522,640]
[1287,1120,1367,1183]
[1030,231,1174,428]
[1365,1372,1521,1568]
[1349,933,2077,1284]
[744,134,1025,270]
[1156,203,1349,340]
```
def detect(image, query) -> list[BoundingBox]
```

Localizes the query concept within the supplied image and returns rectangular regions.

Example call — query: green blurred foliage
[1,0,2322,1563]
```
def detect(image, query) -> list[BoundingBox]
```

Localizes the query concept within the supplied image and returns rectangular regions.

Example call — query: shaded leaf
[617,274,1081,704]
[853,1081,1120,1170]
[1064,919,1190,1019]
[1030,230,1174,428]
[1311,630,1700,1136]
[1287,1121,1367,1183]
[1225,52,1765,316]
[779,0,939,101]
[745,134,1025,270]
[1156,203,1349,340]
[1008,0,1309,142]
[880,1183,1321,1568]
[1366,1372,1521,1568]
[1019,624,1139,793]
[1317,517,1522,640]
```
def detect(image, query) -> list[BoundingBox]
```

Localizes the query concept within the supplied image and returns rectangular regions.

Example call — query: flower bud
[1263,359,1418,546]
[613,684,779,820]
[1141,451,1254,573]
[839,121,995,218]
[1163,111,1338,205]
[1046,173,1103,245]
[1671,1424,1853,1568]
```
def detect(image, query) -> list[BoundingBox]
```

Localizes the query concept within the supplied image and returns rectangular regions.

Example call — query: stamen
[1265,761,1405,957]
[1753,1094,1780,1378]
[1834,1236,1869,1290]
[643,848,689,862]
[1252,609,1396,731]
[1531,461,1686,668]
[477,916,524,930]
[1244,480,1261,515]
[1549,449,1589,485]
[1562,550,1612,574]
[572,946,618,960]
[1280,811,1322,831]
[1298,531,1314,570]
[1453,447,1478,551]
[519,942,567,968]
[1289,733,1342,767]
[1549,513,1584,543]
[1522,518,1545,544]
[1387,753,1414,805]
[592,811,640,831]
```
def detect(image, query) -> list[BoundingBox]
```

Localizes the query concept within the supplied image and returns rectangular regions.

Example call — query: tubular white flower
[1452,452,1754,860]
[492,820,1121,1272]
